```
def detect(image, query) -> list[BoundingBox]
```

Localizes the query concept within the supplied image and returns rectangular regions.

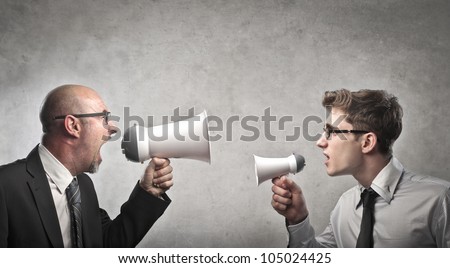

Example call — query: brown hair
[322,89,403,156]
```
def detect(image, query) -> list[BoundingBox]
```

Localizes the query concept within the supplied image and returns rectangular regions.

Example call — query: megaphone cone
[121,110,211,164]
[254,153,305,186]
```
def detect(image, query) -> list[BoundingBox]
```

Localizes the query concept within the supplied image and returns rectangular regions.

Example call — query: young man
[0,84,173,247]
[272,89,450,247]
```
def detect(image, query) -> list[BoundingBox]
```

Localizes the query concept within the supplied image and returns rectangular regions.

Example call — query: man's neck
[353,154,391,188]
[41,137,79,176]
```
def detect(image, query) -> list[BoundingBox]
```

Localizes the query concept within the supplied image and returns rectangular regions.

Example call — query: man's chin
[325,166,334,176]
[88,162,101,174]
[326,169,349,177]
[326,168,339,177]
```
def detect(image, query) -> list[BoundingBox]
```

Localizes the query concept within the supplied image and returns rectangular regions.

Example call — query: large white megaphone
[254,153,305,186]
[121,110,211,163]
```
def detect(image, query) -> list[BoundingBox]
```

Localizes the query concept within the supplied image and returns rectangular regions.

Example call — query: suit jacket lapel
[26,146,64,248]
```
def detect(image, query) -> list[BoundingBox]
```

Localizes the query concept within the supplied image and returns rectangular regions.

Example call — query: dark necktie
[66,178,83,248]
[356,188,379,248]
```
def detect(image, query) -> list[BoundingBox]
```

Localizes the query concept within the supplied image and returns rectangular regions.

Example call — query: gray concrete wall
[1,0,449,247]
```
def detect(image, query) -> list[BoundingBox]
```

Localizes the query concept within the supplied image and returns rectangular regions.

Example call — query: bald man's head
[39,84,103,133]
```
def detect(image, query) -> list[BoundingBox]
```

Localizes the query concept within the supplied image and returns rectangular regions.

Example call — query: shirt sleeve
[433,188,450,247]
[287,216,337,248]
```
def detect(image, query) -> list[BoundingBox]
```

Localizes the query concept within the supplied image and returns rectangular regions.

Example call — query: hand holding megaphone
[254,153,305,186]
[121,110,211,164]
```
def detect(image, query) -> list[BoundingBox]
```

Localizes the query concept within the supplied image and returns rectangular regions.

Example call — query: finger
[154,164,173,178]
[156,179,174,190]
[144,159,157,175]
[152,172,173,185]
[273,175,290,189]
[152,157,170,169]
[271,176,281,184]
[284,178,302,195]
[272,184,292,198]
[280,175,290,187]
[272,193,292,206]
[271,199,287,211]
[149,187,164,197]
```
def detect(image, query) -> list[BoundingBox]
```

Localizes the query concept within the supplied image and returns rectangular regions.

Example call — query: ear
[361,132,378,154]
[64,115,82,138]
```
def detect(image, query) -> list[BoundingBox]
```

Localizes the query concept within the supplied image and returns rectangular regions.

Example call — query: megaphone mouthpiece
[121,124,143,162]
[293,153,306,173]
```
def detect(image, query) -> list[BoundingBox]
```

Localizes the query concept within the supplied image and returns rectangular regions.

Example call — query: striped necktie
[66,178,83,248]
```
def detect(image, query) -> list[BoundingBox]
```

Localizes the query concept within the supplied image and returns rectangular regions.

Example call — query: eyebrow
[98,109,110,115]
[325,123,336,130]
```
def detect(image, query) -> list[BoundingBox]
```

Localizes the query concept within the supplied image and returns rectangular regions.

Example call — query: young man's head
[316,89,403,178]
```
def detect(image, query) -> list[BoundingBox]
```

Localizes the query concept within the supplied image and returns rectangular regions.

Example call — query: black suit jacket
[0,145,171,247]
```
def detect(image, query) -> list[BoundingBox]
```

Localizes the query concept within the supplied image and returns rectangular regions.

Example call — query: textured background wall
[0,0,449,247]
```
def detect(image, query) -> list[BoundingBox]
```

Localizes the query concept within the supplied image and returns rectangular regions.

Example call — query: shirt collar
[38,144,74,194]
[357,157,404,206]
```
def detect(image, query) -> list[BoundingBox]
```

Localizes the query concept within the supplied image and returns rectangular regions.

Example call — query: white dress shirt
[287,157,450,247]
[38,144,74,248]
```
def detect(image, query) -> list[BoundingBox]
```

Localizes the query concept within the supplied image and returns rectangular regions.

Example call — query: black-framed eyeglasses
[53,111,111,124]
[323,126,369,140]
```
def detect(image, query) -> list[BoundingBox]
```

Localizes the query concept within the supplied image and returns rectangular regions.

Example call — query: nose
[316,132,328,149]
[107,122,119,136]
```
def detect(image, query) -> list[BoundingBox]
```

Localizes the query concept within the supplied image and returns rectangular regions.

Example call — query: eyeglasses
[53,111,111,124]
[323,126,369,140]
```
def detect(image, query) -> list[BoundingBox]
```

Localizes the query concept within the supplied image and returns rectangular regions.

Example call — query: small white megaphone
[121,110,211,163]
[254,153,305,186]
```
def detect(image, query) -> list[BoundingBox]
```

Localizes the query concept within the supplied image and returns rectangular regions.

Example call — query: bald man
[0,85,173,247]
